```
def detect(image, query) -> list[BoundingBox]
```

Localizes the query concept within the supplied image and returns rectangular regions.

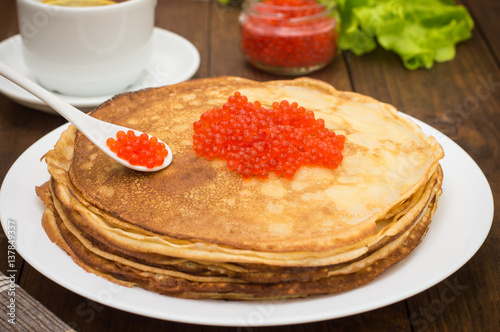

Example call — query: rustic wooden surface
[0,0,499,331]
[0,272,73,332]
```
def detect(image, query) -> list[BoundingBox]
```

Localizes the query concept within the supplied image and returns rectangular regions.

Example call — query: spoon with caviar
[0,61,172,172]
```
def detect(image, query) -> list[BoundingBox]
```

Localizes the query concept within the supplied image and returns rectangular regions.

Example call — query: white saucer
[0,28,200,114]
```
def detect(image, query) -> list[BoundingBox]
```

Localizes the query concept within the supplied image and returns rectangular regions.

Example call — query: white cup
[17,0,156,96]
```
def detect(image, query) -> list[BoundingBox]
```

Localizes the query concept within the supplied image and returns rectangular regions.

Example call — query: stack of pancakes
[36,77,444,300]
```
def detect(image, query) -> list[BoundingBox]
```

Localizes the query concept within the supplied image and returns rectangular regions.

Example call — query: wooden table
[1,0,498,331]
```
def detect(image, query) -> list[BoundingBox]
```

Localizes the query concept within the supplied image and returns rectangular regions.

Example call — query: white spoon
[0,61,172,172]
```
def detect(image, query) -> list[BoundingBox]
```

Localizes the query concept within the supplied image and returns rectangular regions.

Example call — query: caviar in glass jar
[193,92,345,180]
[240,0,338,75]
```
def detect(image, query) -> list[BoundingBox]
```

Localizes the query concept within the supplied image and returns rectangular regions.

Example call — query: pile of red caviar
[241,0,337,73]
[193,92,345,180]
[106,130,168,169]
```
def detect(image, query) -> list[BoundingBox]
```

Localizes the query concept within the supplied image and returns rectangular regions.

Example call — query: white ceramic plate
[0,117,494,327]
[0,28,200,113]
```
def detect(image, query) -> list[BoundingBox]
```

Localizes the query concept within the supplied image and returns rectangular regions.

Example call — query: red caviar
[193,92,345,180]
[106,130,168,169]
[240,0,338,75]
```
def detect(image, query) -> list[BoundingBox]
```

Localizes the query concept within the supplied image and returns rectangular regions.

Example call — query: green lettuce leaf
[336,0,474,69]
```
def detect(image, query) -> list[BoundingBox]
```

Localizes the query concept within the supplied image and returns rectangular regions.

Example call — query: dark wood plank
[155,0,210,79]
[0,272,74,331]
[0,0,18,41]
[342,1,500,331]
[463,0,500,65]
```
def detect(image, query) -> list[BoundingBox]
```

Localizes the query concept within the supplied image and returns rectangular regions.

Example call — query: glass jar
[240,0,338,75]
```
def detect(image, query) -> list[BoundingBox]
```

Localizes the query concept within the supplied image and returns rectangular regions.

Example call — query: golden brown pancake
[37,77,444,300]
